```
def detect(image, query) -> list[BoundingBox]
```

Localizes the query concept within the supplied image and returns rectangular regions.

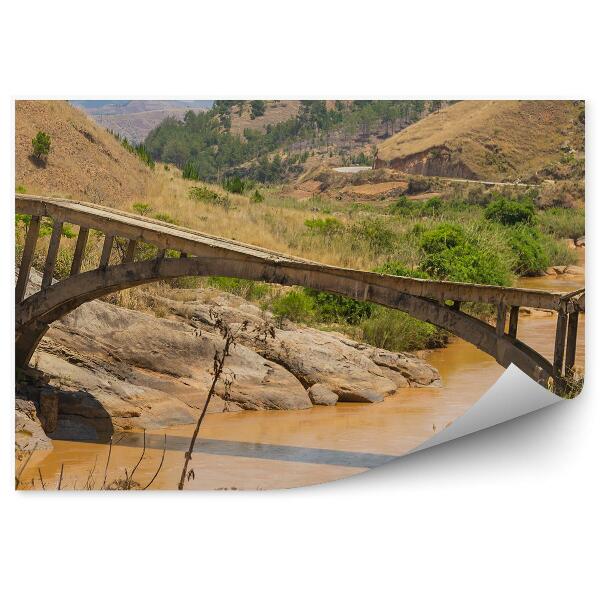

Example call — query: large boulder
[178,292,441,402]
[20,270,441,440]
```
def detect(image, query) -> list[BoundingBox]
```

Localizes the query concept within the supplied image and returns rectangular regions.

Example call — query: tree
[430,100,443,113]
[31,131,51,162]
[250,100,266,119]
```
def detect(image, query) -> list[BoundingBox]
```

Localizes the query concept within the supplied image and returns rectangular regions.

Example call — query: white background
[1,1,598,598]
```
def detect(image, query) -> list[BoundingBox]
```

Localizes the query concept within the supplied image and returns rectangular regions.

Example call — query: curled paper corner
[411,364,562,454]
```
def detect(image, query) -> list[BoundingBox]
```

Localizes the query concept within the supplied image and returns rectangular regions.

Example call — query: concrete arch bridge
[15,195,585,391]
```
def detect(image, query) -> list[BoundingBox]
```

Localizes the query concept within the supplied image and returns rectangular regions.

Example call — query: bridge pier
[565,311,579,377]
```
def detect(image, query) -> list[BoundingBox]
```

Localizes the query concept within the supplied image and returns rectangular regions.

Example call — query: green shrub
[206,276,270,301]
[506,226,549,275]
[306,290,373,325]
[421,196,442,216]
[351,219,396,252]
[538,207,585,240]
[271,290,315,323]
[223,176,245,194]
[360,307,446,352]
[304,217,344,236]
[484,197,535,226]
[154,212,177,224]
[420,223,466,254]
[375,262,429,279]
[251,189,264,203]
[31,131,51,160]
[388,195,413,216]
[420,243,513,286]
[133,202,153,216]
[61,224,77,239]
[250,100,266,119]
[541,237,578,267]
[189,186,231,210]
[183,161,200,180]
[16,185,27,194]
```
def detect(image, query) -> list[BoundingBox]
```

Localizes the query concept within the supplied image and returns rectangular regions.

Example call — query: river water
[18,273,584,491]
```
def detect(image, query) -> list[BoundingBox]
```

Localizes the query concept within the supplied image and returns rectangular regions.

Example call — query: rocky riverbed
[16,273,440,453]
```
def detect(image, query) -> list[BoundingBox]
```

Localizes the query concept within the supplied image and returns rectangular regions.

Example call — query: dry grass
[377,100,584,181]
[15,100,151,205]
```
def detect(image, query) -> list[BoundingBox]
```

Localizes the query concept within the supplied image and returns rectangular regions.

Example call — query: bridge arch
[18,255,553,385]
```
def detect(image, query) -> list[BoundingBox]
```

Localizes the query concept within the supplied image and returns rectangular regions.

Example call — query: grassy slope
[227,100,301,135]
[16,100,152,205]
[377,100,583,181]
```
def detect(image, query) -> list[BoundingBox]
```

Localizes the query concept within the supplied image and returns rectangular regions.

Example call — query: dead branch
[143,434,167,490]
[178,310,249,490]
[101,435,114,490]
[127,429,146,489]
[38,468,46,490]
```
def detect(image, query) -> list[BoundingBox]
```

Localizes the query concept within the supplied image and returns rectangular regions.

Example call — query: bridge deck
[16,194,578,312]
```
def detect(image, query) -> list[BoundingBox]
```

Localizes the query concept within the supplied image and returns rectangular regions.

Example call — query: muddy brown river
[18,273,584,490]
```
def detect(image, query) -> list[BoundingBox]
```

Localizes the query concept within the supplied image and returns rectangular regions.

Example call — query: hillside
[73,100,212,143]
[226,100,301,135]
[375,100,585,182]
[16,100,153,204]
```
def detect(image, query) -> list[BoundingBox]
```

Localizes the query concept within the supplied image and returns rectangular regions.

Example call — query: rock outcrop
[19,272,440,441]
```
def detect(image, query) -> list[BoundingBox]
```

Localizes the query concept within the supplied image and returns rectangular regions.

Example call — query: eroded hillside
[376,100,584,182]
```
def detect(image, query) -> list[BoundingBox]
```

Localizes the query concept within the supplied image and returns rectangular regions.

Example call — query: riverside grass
[15,166,580,353]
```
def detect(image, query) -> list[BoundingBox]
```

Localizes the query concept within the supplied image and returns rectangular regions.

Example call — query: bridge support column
[41,220,63,290]
[496,302,507,337]
[508,306,519,338]
[553,307,568,379]
[15,215,41,303]
[99,235,114,268]
[565,311,579,377]
[70,226,89,276]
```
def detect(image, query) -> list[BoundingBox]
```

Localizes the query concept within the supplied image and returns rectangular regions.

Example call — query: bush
[420,223,466,254]
[31,131,51,161]
[251,189,264,203]
[506,226,549,275]
[375,262,429,279]
[351,219,396,252]
[223,177,245,194]
[133,202,153,216]
[189,186,231,210]
[306,290,373,324]
[388,195,413,216]
[538,207,585,240]
[206,276,270,301]
[154,212,177,224]
[419,243,513,286]
[271,290,315,323]
[360,307,446,352]
[183,161,200,180]
[250,100,266,119]
[541,237,578,267]
[304,217,344,236]
[421,196,442,216]
[484,197,535,226]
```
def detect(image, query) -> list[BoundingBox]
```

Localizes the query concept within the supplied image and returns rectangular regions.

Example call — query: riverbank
[16,271,584,490]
